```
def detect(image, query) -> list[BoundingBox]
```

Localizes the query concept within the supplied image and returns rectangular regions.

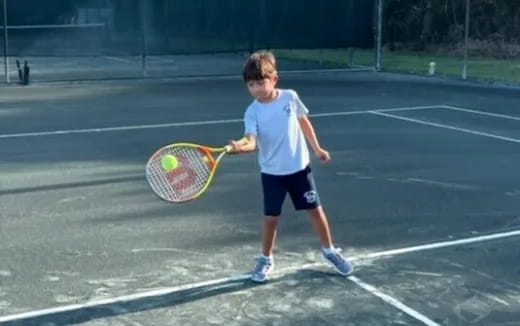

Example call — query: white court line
[348,276,441,326]
[103,56,133,64]
[310,105,439,118]
[0,274,250,323]
[360,229,520,259]
[406,178,479,191]
[370,111,520,144]
[0,23,105,30]
[0,118,243,139]
[442,105,520,121]
[0,105,439,139]
[1,228,519,324]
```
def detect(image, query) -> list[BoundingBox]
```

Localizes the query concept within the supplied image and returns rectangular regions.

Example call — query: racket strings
[147,146,212,202]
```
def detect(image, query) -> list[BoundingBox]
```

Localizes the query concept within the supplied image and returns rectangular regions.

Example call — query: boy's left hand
[314,148,330,163]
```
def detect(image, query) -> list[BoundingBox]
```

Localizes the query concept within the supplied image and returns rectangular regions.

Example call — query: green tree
[383,0,520,58]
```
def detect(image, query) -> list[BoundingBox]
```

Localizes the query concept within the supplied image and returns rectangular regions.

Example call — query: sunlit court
[1,1,520,326]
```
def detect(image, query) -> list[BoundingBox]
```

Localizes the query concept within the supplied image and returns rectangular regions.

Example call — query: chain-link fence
[2,0,518,85]
[1,0,376,83]
[379,0,520,85]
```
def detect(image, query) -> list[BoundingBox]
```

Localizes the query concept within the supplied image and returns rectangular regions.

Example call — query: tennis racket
[145,143,232,203]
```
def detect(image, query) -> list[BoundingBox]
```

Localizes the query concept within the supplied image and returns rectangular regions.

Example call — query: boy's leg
[251,215,277,282]
[260,172,286,256]
[306,206,353,276]
[252,173,286,282]
[261,215,279,256]
[287,166,353,276]
[307,206,353,276]
[306,206,333,248]
[287,166,332,247]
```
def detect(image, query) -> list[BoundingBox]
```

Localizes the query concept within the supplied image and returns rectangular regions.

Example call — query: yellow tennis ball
[161,155,178,172]
[203,156,209,162]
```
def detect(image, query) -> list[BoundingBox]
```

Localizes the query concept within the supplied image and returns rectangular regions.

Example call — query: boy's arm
[229,133,256,153]
[298,115,330,163]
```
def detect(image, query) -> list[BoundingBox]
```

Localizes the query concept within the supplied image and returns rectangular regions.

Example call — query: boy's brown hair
[242,51,278,82]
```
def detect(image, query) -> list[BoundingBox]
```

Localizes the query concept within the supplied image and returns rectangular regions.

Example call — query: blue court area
[0,71,519,325]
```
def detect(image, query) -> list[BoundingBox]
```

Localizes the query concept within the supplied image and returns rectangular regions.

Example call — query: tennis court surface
[1,71,519,325]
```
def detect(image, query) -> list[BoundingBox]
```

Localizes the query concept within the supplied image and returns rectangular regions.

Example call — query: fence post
[2,0,9,84]
[462,0,471,80]
[140,0,148,78]
[375,0,383,71]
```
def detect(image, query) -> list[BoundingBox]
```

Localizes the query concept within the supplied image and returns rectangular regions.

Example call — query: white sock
[322,247,336,254]
[261,254,273,261]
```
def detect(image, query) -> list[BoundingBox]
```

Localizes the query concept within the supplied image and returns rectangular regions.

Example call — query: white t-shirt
[244,89,310,175]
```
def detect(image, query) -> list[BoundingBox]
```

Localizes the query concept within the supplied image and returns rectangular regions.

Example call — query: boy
[229,51,353,282]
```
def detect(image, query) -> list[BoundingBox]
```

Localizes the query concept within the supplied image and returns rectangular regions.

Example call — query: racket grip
[224,145,233,153]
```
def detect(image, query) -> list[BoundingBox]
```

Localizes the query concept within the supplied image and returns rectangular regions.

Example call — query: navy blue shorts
[261,165,321,216]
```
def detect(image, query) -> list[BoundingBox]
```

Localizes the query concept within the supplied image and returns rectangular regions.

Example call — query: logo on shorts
[303,190,318,204]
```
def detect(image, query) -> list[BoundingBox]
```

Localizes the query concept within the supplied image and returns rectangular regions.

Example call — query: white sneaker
[251,256,274,282]
[321,248,353,276]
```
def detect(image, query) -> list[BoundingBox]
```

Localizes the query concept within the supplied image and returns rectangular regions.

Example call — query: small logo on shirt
[303,190,318,204]
[282,104,291,115]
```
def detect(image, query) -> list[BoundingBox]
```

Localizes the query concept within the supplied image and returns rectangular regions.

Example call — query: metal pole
[141,0,148,78]
[462,0,470,80]
[375,0,383,71]
[3,0,9,83]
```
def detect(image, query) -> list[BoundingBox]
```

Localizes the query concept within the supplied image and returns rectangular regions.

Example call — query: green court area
[274,48,520,84]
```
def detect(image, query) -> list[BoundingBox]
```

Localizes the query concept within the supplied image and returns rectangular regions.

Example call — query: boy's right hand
[228,140,241,153]
[228,137,250,153]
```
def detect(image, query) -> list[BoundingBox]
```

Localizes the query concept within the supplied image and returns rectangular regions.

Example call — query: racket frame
[146,143,231,203]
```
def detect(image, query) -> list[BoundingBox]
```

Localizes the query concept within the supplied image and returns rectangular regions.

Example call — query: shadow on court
[2,278,254,326]
[0,175,143,196]
[1,269,351,326]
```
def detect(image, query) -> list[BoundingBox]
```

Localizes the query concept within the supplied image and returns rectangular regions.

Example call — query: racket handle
[224,145,233,153]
